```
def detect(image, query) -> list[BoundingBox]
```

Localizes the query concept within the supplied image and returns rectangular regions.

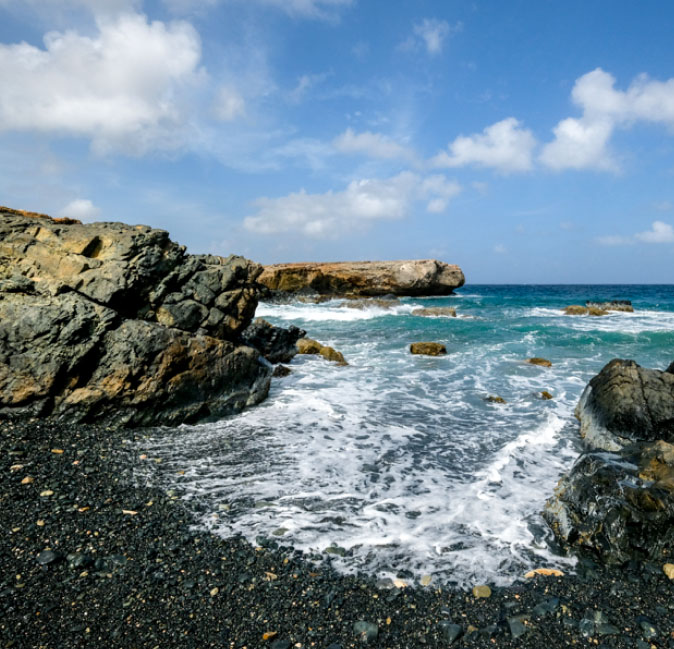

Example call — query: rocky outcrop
[0,207,272,426]
[587,300,634,313]
[241,318,305,364]
[259,260,465,297]
[544,359,674,564]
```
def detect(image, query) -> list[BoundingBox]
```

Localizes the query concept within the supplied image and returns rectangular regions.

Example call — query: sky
[1,1,674,283]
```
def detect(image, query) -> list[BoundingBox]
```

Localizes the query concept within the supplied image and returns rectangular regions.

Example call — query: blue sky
[1,0,674,283]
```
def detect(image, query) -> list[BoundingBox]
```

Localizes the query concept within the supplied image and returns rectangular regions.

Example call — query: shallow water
[137,285,674,587]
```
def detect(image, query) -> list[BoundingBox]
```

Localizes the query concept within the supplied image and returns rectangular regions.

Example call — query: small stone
[10,464,24,472]
[472,584,491,598]
[508,616,527,639]
[353,621,378,644]
[273,365,291,378]
[485,395,506,404]
[524,568,564,578]
[392,578,407,588]
[36,520,45,527]
[663,563,674,579]
[540,390,553,400]
[210,587,219,597]
[39,490,54,497]
[269,640,291,649]
[532,597,560,617]
[637,616,658,640]
[437,621,463,644]
[262,631,277,641]
[21,476,34,485]
[420,574,432,586]
[51,449,64,454]
[36,550,61,566]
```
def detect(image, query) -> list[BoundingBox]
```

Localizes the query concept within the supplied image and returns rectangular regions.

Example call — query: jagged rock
[485,395,506,404]
[410,342,447,356]
[241,318,306,364]
[544,359,674,564]
[259,260,465,297]
[412,307,457,317]
[575,359,674,451]
[0,207,272,426]
[541,390,554,400]
[296,338,348,366]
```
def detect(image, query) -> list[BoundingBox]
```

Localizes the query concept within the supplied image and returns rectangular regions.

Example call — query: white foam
[256,302,418,322]
[525,307,674,333]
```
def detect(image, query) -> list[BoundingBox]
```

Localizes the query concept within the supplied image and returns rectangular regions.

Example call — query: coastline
[3,419,672,648]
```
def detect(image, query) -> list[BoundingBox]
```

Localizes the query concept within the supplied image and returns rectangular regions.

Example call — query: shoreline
[3,419,672,648]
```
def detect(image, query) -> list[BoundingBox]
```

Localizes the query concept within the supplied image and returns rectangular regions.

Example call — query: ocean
[137,285,674,587]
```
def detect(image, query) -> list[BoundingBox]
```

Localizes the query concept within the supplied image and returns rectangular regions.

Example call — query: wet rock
[342,298,400,309]
[541,390,553,400]
[241,318,306,364]
[0,207,271,426]
[412,307,457,317]
[36,550,62,566]
[272,365,292,378]
[485,395,506,404]
[526,357,552,367]
[410,342,447,356]
[296,338,348,365]
[259,259,465,297]
[507,616,527,639]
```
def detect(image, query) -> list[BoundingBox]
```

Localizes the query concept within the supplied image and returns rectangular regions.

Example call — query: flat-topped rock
[259,260,465,297]
[0,206,273,426]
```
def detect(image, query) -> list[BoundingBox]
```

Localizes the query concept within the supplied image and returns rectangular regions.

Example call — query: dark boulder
[0,207,272,426]
[575,359,674,451]
[241,318,306,364]
[545,359,674,564]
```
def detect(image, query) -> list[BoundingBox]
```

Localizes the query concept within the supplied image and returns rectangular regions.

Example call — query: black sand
[2,419,673,648]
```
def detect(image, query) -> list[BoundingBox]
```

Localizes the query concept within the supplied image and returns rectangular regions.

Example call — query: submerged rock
[341,297,400,309]
[259,259,465,297]
[485,395,506,404]
[0,206,273,426]
[563,305,589,315]
[410,342,447,356]
[544,359,674,564]
[587,300,634,312]
[412,307,457,317]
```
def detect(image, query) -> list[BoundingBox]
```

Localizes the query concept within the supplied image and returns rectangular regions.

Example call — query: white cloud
[333,128,414,160]
[59,198,101,222]
[243,172,461,238]
[288,72,330,103]
[598,220,674,246]
[0,12,205,154]
[214,86,245,121]
[635,220,674,243]
[164,0,352,19]
[400,18,461,56]
[493,243,507,254]
[541,68,674,171]
[432,117,536,173]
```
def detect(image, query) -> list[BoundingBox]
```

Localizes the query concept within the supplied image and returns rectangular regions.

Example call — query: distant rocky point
[259,259,465,297]
[0,206,291,427]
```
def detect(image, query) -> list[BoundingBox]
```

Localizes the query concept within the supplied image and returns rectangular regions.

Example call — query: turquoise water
[140,285,674,587]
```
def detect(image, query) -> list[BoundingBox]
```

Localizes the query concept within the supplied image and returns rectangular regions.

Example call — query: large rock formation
[259,260,465,297]
[544,359,674,564]
[0,207,272,427]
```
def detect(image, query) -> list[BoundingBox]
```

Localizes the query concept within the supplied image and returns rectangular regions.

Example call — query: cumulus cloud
[59,199,101,222]
[400,18,461,56]
[333,128,414,160]
[541,68,674,171]
[635,220,674,243]
[598,221,674,246]
[432,117,536,173]
[0,12,206,154]
[243,172,461,238]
